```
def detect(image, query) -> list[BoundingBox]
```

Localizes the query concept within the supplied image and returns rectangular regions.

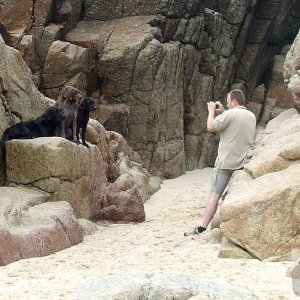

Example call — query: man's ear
[230,99,238,107]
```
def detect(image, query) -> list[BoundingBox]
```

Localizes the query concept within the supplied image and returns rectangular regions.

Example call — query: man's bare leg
[184,191,221,236]
[199,191,221,228]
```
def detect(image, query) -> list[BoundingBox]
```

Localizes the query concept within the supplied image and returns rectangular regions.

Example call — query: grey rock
[66,272,258,300]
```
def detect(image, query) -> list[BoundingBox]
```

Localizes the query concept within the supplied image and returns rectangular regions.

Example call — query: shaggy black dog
[76,97,96,147]
[0,106,64,149]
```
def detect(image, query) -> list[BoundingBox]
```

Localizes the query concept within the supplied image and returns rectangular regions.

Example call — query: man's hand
[207,101,225,132]
[215,101,225,113]
[207,101,225,113]
[207,101,216,112]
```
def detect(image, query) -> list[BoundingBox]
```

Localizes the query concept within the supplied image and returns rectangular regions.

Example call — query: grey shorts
[210,168,234,195]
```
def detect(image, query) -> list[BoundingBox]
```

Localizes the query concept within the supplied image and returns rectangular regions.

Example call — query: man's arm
[207,101,225,133]
[207,109,216,133]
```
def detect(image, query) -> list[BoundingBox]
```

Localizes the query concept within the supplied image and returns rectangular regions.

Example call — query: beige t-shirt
[212,106,256,170]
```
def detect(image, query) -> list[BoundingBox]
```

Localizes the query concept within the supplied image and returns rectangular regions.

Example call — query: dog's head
[44,106,65,124]
[57,86,82,108]
[79,97,97,112]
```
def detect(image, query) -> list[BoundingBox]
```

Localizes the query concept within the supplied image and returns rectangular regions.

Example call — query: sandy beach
[0,168,296,299]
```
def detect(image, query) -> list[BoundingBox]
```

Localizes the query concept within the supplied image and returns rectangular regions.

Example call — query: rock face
[0,35,50,185]
[2,1,300,176]
[0,186,83,266]
[220,111,300,261]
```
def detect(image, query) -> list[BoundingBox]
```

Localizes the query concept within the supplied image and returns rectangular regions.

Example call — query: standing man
[184,89,256,236]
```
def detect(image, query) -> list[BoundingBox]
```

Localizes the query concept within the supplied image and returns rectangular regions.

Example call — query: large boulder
[0,186,83,266]
[221,165,300,261]
[5,135,152,223]
[6,137,98,219]
[10,201,83,258]
[220,111,300,261]
[100,173,145,222]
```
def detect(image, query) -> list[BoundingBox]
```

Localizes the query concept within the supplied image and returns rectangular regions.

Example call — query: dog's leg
[72,115,79,143]
[76,126,81,145]
[55,126,60,137]
[61,120,66,138]
[81,126,89,148]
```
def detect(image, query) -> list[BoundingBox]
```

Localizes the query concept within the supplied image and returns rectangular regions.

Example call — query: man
[184,89,256,236]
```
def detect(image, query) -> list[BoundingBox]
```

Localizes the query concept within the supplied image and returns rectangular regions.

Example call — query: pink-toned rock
[0,0,52,41]
[11,201,83,258]
[0,0,32,34]
[0,227,21,266]
[100,174,145,222]
[0,186,83,266]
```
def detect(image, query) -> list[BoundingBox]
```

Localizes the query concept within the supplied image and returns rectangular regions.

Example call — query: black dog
[76,97,96,148]
[0,106,64,149]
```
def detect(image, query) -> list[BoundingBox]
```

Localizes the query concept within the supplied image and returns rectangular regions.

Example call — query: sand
[0,168,296,299]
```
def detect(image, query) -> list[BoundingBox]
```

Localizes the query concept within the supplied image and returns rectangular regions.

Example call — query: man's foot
[184,226,206,236]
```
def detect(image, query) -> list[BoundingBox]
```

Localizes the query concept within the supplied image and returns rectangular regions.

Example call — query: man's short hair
[228,89,246,106]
